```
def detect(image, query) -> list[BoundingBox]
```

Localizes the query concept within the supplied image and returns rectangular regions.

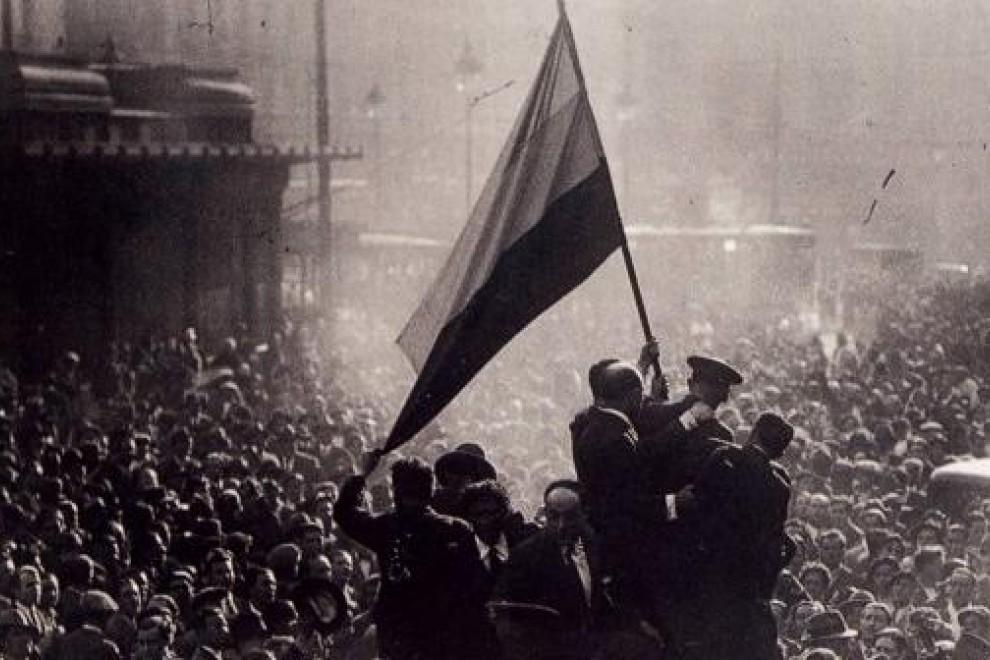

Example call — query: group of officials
[338,343,793,660]
[571,344,795,660]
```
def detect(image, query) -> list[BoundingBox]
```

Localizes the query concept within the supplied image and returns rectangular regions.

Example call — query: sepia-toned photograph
[1,1,990,659]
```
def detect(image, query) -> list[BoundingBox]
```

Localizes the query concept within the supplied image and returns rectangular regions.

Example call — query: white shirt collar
[476,533,509,568]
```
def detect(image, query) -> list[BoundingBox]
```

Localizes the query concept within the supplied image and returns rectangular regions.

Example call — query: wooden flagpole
[557,0,665,388]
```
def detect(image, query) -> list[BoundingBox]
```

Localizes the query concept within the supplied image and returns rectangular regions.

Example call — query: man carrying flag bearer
[568,345,748,647]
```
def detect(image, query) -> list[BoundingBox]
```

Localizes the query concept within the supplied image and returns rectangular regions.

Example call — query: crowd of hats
[0,277,988,659]
[727,281,990,660]
[0,328,382,660]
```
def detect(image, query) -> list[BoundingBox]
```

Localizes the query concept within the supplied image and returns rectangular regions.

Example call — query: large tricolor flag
[386,7,625,450]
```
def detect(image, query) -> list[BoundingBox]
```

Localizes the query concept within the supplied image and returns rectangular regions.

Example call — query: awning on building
[182,78,255,117]
[0,59,112,114]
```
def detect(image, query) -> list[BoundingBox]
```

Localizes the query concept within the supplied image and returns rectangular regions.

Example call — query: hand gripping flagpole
[557,0,665,391]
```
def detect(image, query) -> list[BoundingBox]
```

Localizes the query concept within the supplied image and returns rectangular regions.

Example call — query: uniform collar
[592,405,634,429]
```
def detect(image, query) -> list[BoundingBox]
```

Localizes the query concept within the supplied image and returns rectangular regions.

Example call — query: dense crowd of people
[0,277,988,659]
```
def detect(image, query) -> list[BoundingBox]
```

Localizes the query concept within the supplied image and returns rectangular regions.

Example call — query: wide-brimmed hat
[175,518,225,560]
[801,611,858,643]
[288,513,324,537]
[836,589,875,616]
[291,578,346,635]
[958,605,990,630]
[82,589,119,616]
[190,587,229,617]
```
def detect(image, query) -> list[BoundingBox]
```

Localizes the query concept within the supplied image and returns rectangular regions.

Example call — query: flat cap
[687,355,743,386]
[82,589,119,615]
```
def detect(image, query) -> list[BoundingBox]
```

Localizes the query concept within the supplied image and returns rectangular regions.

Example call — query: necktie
[565,541,593,606]
[487,544,503,574]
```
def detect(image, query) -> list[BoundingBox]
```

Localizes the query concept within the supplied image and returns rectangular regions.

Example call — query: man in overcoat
[683,412,796,660]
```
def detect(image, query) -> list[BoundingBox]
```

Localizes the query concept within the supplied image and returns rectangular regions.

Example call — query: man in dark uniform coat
[640,355,741,493]
[570,360,668,629]
[637,355,744,655]
[333,456,488,660]
[685,412,796,660]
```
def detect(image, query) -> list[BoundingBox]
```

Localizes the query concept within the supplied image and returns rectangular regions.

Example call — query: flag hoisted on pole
[385,4,629,451]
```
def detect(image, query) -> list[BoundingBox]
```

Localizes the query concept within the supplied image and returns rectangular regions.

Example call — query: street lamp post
[1,0,13,49]
[455,38,483,216]
[313,0,333,304]
[365,84,386,226]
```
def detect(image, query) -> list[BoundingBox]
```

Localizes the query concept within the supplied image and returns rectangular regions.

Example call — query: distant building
[0,49,317,371]
[0,0,316,144]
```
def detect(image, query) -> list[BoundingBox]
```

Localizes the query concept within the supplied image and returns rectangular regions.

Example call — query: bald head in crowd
[543,481,587,546]
[589,360,643,417]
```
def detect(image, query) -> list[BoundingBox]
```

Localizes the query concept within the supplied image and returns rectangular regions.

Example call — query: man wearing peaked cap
[687,354,744,388]
[633,354,744,655]
[641,354,744,497]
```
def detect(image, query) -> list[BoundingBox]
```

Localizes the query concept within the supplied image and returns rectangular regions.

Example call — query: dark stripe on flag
[387,161,622,448]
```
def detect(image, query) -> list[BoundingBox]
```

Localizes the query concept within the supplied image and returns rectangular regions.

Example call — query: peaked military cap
[686,355,743,386]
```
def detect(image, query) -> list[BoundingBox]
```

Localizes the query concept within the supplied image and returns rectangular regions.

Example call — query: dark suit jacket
[493,531,613,633]
[570,407,664,543]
